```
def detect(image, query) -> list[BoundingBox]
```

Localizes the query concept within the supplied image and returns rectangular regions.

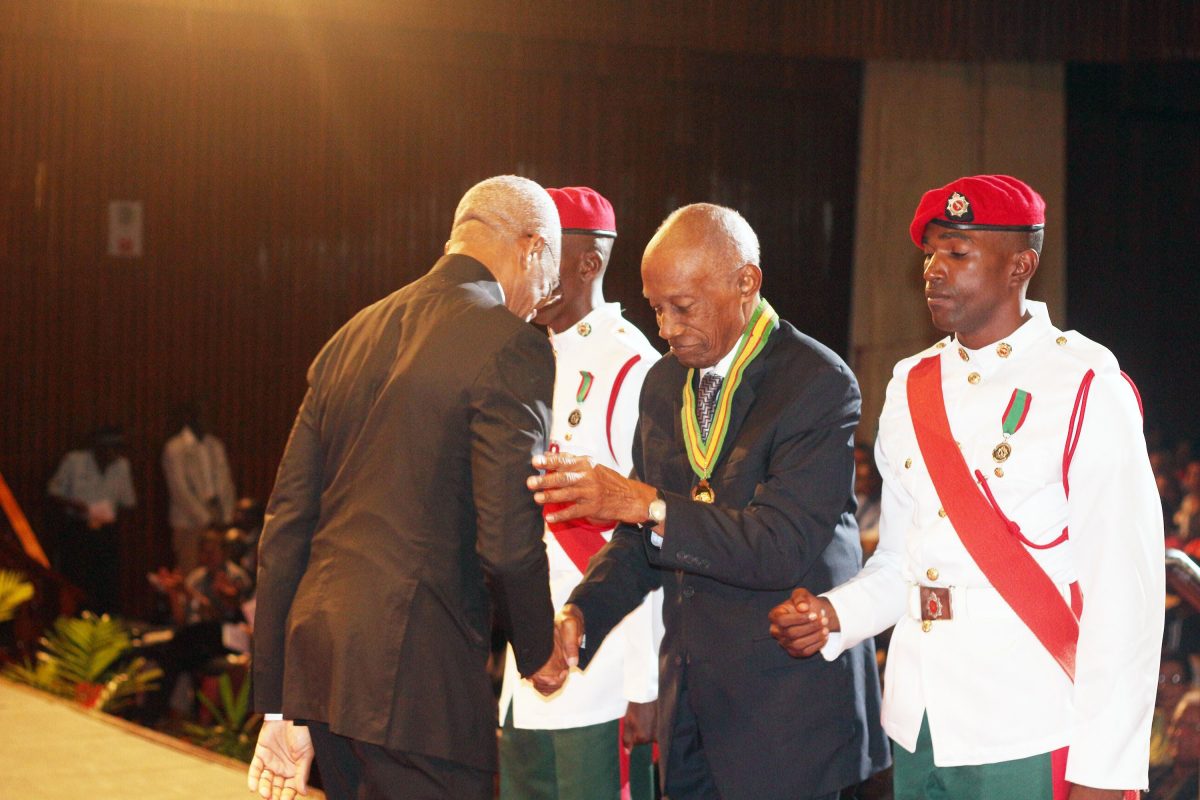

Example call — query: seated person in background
[854,442,883,558]
[229,496,265,578]
[153,528,252,626]
[1153,653,1195,769]
[1150,689,1200,800]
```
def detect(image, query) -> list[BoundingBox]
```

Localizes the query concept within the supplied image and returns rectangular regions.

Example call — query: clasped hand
[528,605,585,696]
[767,587,838,658]
[528,453,656,526]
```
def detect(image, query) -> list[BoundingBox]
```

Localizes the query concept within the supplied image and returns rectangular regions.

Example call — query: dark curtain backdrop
[0,5,861,615]
[1066,63,1200,451]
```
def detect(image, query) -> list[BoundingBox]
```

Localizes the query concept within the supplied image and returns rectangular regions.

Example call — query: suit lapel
[711,328,778,473]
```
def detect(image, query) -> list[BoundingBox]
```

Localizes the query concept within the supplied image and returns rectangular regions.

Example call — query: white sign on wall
[107,200,143,258]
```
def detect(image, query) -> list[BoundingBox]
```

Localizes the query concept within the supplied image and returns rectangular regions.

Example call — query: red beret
[546,186,617,238]
[909,175,1045,248]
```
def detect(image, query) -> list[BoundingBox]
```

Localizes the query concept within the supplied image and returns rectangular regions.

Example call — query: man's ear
[737,263,763,297]
[1011,249,1039,286]
[579,249,604,283]
[521,234,547,269]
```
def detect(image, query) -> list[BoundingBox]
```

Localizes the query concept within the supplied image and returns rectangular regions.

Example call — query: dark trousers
[663,668,839,800]
[307,721,493,800]
[59,519,119,615]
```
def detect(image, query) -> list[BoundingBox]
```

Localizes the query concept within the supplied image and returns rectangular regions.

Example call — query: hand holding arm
[528,453,658,528]
[247,720,314,799]
[768,587,840,658]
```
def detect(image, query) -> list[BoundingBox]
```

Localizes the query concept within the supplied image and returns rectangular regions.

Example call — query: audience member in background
[1150,689,1200,800]
[46,425,136,614]
[229,496,265,578]
[854,442,883,558]
[1174,461,1200,548]
[1154,653,1196,769]
[162,400,237,574]
[152,528,252,626]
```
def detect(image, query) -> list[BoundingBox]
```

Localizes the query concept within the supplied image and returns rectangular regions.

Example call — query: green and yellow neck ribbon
[681,298,779,482]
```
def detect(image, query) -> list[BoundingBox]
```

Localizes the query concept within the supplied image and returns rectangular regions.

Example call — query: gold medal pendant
[691,480,716,503]
[992,441,1011,463]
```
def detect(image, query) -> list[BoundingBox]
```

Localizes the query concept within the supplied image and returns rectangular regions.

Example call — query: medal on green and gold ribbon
[992,388,1032,463]
[680,298,779,503]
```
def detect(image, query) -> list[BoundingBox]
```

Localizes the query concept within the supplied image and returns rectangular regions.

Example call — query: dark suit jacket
[569,319,890,799]
[253,255,556,772]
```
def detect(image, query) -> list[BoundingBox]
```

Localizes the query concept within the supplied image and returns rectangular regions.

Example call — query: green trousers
[500,710,656,800]
[893,715,1055,800]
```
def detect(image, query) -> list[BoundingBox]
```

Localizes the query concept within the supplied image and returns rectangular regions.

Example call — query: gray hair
[657,203,760,269]
[452,175,561,261]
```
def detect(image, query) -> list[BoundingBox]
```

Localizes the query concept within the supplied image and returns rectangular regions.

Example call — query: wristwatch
[641,488,667,528]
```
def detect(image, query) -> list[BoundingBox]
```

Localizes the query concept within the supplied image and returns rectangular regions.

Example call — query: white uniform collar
[945,300,1054,373]
[549,303,623,350]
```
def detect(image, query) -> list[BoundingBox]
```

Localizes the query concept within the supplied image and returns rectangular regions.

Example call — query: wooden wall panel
[0,5,861,615]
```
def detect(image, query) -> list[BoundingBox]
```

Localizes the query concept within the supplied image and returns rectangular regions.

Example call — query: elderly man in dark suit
[248,175,570,800]
[528,203,890,800]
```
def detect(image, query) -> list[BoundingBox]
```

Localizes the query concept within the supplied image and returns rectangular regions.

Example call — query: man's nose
[658,313,682,340]
[922,255,944,283]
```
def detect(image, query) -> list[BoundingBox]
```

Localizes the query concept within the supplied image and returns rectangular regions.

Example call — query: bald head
[641,203,763,368]
[650,203,760,273]
[445,175,561,321]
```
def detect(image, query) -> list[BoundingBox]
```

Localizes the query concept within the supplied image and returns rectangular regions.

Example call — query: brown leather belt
[920,586,953,621]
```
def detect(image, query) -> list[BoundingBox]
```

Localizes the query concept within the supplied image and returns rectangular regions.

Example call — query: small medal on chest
[567,370,594,428]
[992,388,1032,464]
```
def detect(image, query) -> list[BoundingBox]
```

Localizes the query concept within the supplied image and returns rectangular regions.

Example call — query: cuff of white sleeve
[650,531,663,548]
[819,632,845,661]
[264,713,284,721]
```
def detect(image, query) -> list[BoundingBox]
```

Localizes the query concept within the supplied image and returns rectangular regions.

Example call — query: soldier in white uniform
[770,175,1163,800]
[500,186,663,800]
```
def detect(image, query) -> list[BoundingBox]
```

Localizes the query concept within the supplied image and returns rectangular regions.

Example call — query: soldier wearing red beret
[500,186,662,800]
[771,175,1163,800]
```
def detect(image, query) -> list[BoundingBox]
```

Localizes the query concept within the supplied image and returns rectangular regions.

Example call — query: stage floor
[0,677,320,799]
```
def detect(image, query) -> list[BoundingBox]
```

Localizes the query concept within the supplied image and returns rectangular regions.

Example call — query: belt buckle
[919,586,953,632]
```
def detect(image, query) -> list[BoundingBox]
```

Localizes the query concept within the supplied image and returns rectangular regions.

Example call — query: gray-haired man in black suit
[249,175,570,800]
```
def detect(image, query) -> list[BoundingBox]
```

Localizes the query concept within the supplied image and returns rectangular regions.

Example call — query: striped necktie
[697,372,724,439]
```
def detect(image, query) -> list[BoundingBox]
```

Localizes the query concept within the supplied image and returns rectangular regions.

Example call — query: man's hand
[1066,787,1127,800]
[247,719,314,800]
[622,700,657,749]
[555,603,584,669]
[768,587,840,658]
[528,453,657,526]
[529,643,569,696]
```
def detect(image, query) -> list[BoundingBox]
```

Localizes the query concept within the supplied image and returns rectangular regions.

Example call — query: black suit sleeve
[253,386,324,712]
[567,415,665,668]
[470,325,556,677]
[656,362,860,591]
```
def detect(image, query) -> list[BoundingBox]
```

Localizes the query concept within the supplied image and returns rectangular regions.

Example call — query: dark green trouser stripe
[893,715,1053,800]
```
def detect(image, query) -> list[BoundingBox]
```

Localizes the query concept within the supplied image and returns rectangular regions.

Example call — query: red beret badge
[946,192,973,221]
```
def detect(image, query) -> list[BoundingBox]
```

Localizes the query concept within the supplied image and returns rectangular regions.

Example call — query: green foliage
[0,569,34,623]
[41,613,132,685]
[0,612,161,712]
[1,657,73,699]
[182,672,261,762]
